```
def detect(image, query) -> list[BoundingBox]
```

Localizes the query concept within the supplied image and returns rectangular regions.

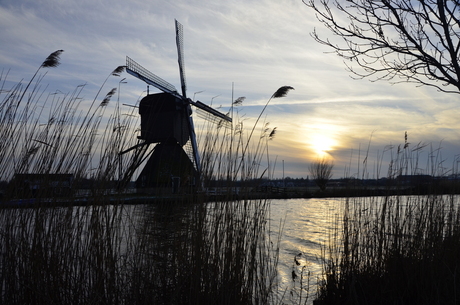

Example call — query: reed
[0,52,285,304]
[315,137,460,304]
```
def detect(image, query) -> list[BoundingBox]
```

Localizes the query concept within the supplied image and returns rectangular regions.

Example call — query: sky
[1,0,460,180]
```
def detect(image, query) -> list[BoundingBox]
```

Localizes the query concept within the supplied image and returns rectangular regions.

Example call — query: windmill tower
[120,20,232,192]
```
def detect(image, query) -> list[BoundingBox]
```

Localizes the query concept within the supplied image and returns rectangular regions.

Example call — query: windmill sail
[191,101,232,123]
[126,56,178,95]
[175,20,187,98]
[122,20,233,191]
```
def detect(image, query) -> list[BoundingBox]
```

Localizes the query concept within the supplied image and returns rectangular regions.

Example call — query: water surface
[268,198,345,302]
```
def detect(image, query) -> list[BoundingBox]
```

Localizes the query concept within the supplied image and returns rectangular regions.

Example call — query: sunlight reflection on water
[269,198,345,303]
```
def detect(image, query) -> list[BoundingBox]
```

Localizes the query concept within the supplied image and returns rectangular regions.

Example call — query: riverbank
[3,184,460,208]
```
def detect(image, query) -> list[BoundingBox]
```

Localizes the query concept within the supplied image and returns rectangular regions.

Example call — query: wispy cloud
[0,0,457,178]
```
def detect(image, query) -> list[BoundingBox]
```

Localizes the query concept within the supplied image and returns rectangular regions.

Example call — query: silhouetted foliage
[309,158,334,191]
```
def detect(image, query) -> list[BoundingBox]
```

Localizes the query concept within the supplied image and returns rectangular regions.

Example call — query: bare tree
[309,158,334,191]
[303,0,460,94]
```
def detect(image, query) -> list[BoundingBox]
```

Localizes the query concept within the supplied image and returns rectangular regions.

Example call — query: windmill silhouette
[120,20,232,191]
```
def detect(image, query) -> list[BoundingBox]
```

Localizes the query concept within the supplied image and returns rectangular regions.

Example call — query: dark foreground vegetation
[315,195,460,305]
[314,144,460,305]
[302,0,460,301]
[0,199,281,305]
[3,50,460,305]
[0,51,291,304]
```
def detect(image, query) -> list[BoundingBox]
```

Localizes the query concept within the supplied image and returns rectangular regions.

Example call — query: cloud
[1,0,459,179]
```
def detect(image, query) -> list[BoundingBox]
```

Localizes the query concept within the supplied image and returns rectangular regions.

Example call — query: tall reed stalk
[315,137,460,305]
[0,52,286,304]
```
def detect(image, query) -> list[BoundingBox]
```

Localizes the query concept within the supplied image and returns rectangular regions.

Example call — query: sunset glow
[1,0,458,178]
[302,123,340,159]
[310,134,336,157]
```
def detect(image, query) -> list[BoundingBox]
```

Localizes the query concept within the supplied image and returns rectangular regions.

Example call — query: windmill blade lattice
[195,106,231,128]
[175,20,187,98]
[126,56,178,95]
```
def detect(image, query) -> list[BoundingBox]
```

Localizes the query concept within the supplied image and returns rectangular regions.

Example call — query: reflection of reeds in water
[316,138,460,305]
[127,199,279,304]
[0,200,276,304]
[0,205,130,304]
[0,52,287,304]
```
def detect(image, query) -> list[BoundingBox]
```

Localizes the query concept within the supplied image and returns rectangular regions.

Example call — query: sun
[298,122,341,159]
[309,133,337,158]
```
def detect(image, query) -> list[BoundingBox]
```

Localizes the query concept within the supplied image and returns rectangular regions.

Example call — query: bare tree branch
[304,0,460,93]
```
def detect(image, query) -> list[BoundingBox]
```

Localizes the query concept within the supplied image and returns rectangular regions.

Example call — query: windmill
[120,20,232,191]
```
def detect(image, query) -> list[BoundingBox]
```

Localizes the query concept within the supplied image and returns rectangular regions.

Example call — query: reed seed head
[101,88,116,106]
[272,86,294,98]
[112,66,126,77]
[41,50,64,68]
[269,127,277,140]
[233,96,245,106]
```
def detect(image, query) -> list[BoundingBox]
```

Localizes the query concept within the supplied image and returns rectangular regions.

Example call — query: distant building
[8,173,74,198]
